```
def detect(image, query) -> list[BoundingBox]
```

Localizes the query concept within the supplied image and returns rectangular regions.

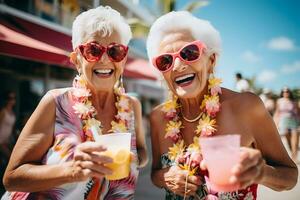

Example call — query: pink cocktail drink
[200,135,240,192]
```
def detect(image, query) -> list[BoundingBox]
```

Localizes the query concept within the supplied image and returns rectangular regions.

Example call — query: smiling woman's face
[76,31,127,93]
[157,30,213,99]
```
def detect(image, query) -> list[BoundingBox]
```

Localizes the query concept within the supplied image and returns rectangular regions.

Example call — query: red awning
[0,24,73,68]
[0,5,158,80]
[0,6,73,52]
[124,59,158,80]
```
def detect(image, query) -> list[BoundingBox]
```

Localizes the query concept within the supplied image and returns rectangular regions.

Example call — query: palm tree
[129,0,210,38]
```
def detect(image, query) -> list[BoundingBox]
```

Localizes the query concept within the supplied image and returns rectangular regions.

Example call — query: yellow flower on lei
[181,164,198,176]
[165,120,183,136]
[195,115,217,136]
[208,77,222,88]
[110,120,127,133]
[162,99,179,113]
[168,140,185,161]
[200,95,210,110]
[84,118,102,135]
[187,137,200,152]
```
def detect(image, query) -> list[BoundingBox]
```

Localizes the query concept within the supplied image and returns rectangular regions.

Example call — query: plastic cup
[92,129,131,180]
[199,134,240,192]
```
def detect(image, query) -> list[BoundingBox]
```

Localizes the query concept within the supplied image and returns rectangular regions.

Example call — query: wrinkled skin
[150,30,298,197]
[3,31,148,192]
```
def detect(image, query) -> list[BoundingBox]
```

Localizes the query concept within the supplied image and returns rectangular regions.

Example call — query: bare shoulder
[39,88,74,109]
[126,95,141,112]
[221,88,264,115]
[150,103,165,124]
[47,87,72,99]
[39,90,57,107]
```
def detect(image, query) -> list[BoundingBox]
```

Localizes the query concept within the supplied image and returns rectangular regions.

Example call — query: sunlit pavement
[135,134,300,200]
[257,138,300,200]
[135,134,165,199]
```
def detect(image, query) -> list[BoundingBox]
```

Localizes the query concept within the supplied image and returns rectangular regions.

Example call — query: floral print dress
[160,153,257,200]
[2,88,139,200]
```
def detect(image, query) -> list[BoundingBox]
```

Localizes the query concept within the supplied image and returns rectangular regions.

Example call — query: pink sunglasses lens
[83,43,104,61]
[180,44,200,61]
[107,44,128,62]
[155,55,173,71]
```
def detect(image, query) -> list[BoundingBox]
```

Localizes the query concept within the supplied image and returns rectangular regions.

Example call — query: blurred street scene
[0,0,299,199]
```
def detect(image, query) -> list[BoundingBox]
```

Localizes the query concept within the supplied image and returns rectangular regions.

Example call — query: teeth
[175,74,195,82]
[94,69,113,74]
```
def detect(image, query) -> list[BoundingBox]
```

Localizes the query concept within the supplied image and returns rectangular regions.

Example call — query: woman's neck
[90,89,116,111]
[179,85,208,120]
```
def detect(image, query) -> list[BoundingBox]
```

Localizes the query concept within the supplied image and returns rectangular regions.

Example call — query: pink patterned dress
[2,88,139,200]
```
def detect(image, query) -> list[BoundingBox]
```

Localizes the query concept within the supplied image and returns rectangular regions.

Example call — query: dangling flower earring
[73,69,85,89]
[114,75,125,95]
[208,72,222,96]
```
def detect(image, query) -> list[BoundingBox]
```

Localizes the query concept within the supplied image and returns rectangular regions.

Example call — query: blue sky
[141,0,300,92]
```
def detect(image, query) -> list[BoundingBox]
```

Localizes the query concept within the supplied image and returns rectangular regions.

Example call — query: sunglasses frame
[152,40,207,73]
[76,41,129,63]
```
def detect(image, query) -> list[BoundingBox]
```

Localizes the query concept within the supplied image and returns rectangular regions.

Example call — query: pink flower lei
[72,75,132,141]
[164,75,222,176]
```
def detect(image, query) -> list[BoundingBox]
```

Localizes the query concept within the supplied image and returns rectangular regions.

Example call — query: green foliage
[129,0,210,38]
[291,88,300,100]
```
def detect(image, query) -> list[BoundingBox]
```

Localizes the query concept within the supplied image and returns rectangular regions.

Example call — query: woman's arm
[3,92,70,191]
[149,108,165,188]
[130,96,148,168]
[232,94,298,191]
[3,92,112,192]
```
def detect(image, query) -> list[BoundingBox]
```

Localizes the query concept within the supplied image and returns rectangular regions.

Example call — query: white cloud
[281,61,300,74]
[267,36,297,51]
[257,70,277,83]
[241,51,261,63]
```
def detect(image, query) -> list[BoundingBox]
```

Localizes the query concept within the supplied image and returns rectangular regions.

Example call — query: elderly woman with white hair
[147,11,297,199]
[2,6,147,200]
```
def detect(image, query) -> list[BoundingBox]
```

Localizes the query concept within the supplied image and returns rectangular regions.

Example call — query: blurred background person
[235,72,251,92]
[0,90,16,157]
[259,88,275,116]
[274,87,300,162]
[0,91,16,196]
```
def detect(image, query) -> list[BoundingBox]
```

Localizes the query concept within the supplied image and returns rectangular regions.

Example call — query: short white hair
[72,6,132,50]
[146,11,221,60]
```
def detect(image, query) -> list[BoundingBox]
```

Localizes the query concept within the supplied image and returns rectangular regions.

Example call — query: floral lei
[162,75,222,176]
[72,75,132,141]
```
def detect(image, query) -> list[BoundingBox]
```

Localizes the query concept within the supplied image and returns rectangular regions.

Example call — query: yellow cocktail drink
[102,148,131,180]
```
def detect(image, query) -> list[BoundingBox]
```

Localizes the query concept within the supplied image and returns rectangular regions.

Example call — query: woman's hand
[230,147,265,189]
[164,166,203,197]
[200,147,265,190]
[67,142,113,182]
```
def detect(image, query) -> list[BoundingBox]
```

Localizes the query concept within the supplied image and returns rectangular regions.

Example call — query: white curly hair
[72,6,132,50]
[146,11,222,61]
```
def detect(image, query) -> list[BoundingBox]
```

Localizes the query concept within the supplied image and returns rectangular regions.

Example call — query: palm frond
[127,18,150,38]
[183,0,210,12]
